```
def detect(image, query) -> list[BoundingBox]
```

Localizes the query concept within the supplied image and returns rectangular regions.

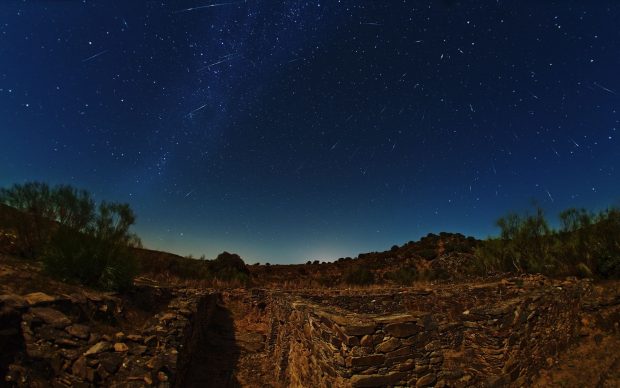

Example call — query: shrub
[575,262,593,279]
[417,249,438,260]
[0,182,58,258]
[473,205,620,279]
[0,182,141,291]
[43,201,141,291]
[344,267,374,286]
[384,267,417,285]
[210,251,250,283]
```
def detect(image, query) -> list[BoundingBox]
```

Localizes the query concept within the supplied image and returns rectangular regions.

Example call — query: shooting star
[593,81,617,95]
[545,189,554,203]
[82,50,108,63]
[185,190,195,198]
[330,141,339,151]
[362,22,383,26]
[568,137,581,148]
[186,103,208,117]
[198,53,240,71]
[174,2,240,14]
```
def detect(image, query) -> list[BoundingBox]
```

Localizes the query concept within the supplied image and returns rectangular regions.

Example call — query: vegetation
[384,267,417,285]
[473,206,620,279]
[210,251,250,283]
[134,249,250,285]
[0,182,141,291]
[344,266,375,286]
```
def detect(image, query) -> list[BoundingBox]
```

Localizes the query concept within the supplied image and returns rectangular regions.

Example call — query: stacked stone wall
[268,278,592,387]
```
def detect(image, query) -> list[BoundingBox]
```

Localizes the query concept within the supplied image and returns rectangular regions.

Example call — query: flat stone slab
[30,307,71,328]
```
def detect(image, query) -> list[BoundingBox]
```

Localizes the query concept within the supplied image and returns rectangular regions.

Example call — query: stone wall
[0,286,208,387]
[1,276,604,387]
[267,277,592,387]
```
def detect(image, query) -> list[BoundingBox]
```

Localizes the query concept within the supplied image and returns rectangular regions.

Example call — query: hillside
[248,232,480,288]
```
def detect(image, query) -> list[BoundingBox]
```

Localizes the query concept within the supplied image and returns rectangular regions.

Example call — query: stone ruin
[1,276,619,387]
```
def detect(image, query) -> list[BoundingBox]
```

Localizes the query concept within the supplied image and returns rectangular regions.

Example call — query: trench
[175,293,241,387]
[174,292,274,388]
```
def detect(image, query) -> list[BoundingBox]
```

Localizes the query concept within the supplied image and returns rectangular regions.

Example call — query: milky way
[1,1,619,263]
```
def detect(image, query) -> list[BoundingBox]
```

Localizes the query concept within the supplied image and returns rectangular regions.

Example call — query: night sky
[1,1,619,263]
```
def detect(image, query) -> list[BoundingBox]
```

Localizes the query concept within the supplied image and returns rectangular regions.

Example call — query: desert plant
[0,182,57,258]
[384,267,417,285]
[209,252,250,283]
[43,200,141,291]
[0,181,142,291]
[344,266,374,286]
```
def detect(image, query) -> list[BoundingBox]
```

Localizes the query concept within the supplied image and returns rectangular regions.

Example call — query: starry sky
[1,1,619,263]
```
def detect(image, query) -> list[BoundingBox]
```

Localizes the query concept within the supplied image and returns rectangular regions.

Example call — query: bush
[344,267,374,286]
[43,201,141,291]
[417,249,437,260]
[473,205,620,279]
[0,182,141,291]
[0,182,58,258]
[210,252,250,283]
[384,267,417,285]
[575,262,593,279]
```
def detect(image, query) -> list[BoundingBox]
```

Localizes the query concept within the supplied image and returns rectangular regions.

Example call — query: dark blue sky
[1,1,619,263]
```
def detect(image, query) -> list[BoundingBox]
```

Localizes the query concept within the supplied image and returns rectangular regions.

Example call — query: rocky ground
[1,253,619,387]
[533,281,620,388]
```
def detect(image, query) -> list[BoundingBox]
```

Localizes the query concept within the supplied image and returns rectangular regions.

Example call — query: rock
[157,371,168,382]
[24,292,56,306]
[351,372,406,387]
[98,353,122,374]
[386,346,412,359]
[385,322,420,338]
[84,341,111,356]
[72,356,88,379]
[360,334,373,347]
[60,348,81,361]
[127,334,143,342]
[430,355,444,364]
[55,338,80,347]
[376,337,401,353]
[398,358,415,371]
[416,373,437,387]
[130,344,148,356]
[0,294,27,309]
[350,354,385,367]
[159,312,176,322]
[30,307,71,328]
[236,332,265,352]
[341,322,376,336]
[66,324,90,340]
[114,342,129,352]
[114,331,125,340]
[144,335,158,346]
[96,363,110,380]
